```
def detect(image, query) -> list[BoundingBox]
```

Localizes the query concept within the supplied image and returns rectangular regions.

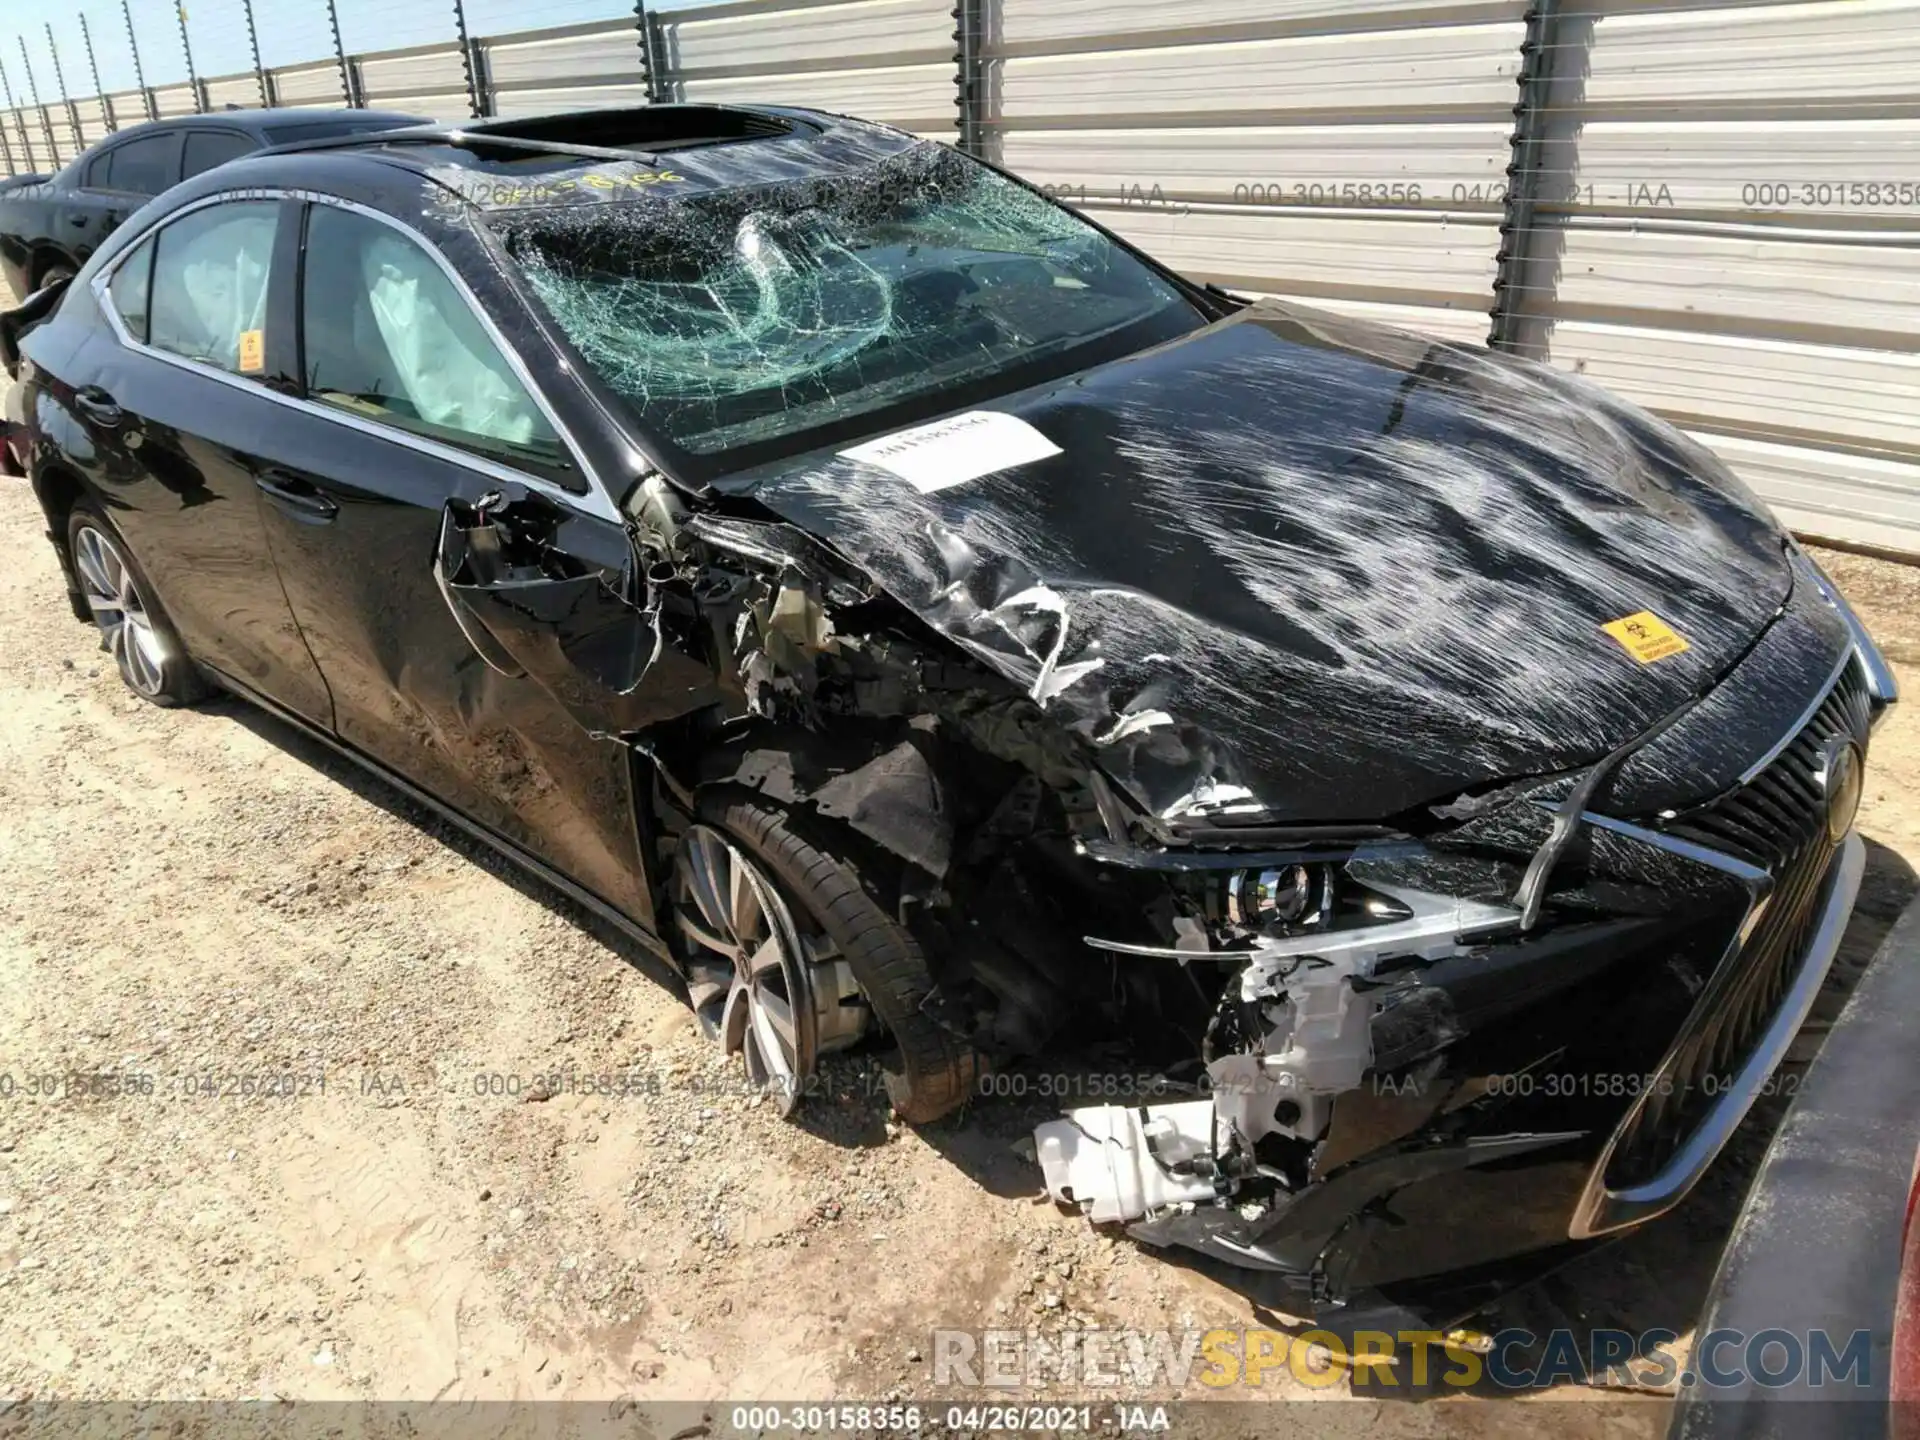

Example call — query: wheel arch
[32,457,93,623]
[27,243,78,291]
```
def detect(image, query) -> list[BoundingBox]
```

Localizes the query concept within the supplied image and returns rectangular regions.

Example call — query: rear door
[77,195,334,726]
[62,131,183,266]
[245,197,671,927]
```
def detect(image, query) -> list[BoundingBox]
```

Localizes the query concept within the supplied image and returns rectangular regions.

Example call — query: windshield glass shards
[491,145,1198,459]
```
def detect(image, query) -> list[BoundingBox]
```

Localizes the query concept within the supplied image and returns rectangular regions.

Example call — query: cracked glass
[494,145,1192,457]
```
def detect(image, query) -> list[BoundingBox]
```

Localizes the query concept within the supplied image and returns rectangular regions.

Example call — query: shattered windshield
[494,145,1197,458]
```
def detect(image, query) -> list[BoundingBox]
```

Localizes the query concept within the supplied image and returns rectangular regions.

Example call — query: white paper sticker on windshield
[840,411,1062,494]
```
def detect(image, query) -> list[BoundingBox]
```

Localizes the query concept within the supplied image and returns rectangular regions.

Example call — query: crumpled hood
[731,300,1792,824]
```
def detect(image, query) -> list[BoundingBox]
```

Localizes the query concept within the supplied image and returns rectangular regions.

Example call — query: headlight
[1226,865,1315,927]
[1221,864,1415,938]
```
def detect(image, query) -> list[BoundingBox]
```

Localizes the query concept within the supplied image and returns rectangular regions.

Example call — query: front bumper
[1666,863,1920,1433]
[1034,636,1885,1295]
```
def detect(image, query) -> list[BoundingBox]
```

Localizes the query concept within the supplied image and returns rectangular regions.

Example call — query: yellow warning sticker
[1603,610,1691,664]
[237,329,266,374]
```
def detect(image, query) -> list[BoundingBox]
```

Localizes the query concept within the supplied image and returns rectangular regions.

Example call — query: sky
[2,0,686,105]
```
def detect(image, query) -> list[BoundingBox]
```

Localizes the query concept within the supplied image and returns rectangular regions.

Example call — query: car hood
[728,300,1792,825]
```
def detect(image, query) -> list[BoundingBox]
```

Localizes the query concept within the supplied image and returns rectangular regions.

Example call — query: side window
[97,133,179,197]
[107,236,155,342]
[147,202,278,375]
[84,148,116,190]
[300,204,576,488]
[181,131,257,181]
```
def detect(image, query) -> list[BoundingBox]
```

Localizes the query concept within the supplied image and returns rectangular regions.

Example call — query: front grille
[1601,660,1871,1190]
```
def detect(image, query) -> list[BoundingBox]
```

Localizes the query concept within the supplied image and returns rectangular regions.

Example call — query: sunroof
[466,106,798,151]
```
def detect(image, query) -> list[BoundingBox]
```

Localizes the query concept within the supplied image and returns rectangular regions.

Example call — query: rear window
[95,133,179,196]
[496,143,1199,462]
[182,131,258,180]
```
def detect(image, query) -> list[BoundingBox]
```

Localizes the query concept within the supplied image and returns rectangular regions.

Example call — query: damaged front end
[499,476,1733,1308]
[433,450,1878,1311]
[438,136,1885,1306]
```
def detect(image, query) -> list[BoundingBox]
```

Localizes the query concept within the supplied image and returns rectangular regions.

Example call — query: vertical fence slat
[1489,0,1558,356]
[15,39,60,169]
[952,0,984,157]
[46,26,85,157]
[325,0,356,104]
[0,59,33,174]
[244,0,270,107]
[453,0,482,118]
[124,0,157,122]
[175,2,204,111]
[80,17,115,134]
[632,0,659,106]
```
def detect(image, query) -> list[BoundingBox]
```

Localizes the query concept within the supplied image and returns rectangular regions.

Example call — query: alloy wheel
[673,824,865,1114]
[72,524,169,698]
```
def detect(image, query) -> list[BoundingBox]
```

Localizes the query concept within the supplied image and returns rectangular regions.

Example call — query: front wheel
[671,790,978,1123]
[66,505,211,706]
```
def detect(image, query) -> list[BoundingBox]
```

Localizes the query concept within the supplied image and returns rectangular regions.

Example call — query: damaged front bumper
[1031,730,1873,1298]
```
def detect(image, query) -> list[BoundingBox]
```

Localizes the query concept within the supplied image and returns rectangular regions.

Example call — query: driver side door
[248,197,698,930]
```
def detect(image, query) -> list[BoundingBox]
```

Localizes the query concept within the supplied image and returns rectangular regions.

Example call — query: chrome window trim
[88,186,624,526]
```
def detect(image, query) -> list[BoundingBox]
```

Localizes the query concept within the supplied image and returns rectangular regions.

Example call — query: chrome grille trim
[1570,659,1872,1239]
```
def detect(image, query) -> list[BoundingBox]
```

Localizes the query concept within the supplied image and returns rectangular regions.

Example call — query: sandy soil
[0,393,1915,1425]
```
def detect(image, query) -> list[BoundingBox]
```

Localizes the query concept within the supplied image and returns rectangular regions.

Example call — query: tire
[697,789,978,1124]
[66,504,212,707]
[32,259,74,292]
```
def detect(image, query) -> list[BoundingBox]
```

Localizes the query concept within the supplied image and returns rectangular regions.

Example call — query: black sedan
[0,103,1896,1312]
[0,107,425,300]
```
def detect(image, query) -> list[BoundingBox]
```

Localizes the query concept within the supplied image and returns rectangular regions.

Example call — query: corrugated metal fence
[1,0,1916,552]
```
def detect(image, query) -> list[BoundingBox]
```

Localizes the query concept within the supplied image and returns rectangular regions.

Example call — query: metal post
[632,0,658,104]
[950,0,984,158]
[46,26,86,157]
[175,2,204,112]
[0,59,33,170]
[81,16,116,133]
[125,0,158,121]
[242,0,268,106]
[0,120,14,177]
[1488,0,1565,357]
[16,39,62,169]
[324,0,356,106]
[452,0,483,118]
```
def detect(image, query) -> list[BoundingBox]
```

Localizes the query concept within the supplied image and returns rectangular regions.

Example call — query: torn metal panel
[435,487,725,733]
[811,736,953,879]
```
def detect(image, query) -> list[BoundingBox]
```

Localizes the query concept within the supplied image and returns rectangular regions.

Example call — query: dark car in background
[0,104,1898,1315]
[0,108,425,299]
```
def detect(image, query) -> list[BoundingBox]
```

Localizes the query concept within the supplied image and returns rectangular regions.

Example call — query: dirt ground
[1,405,1916,1426]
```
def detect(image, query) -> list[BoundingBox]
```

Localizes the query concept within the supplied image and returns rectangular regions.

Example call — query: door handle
[255,469,340,524]
[72,385,124,427]
[68,216,87,227]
